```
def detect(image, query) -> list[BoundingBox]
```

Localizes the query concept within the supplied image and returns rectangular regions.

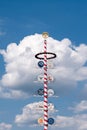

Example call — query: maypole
[42,32,49,130]
[35,32,57,130]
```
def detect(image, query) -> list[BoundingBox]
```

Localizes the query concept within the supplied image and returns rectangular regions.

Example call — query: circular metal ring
[35,52,57,60]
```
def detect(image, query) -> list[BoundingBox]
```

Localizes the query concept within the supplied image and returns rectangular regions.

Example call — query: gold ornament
[42,32,49,39]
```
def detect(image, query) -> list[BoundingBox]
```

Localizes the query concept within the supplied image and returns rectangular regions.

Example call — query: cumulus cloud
[15,101,87,130]
[0,86,28,99]
[15,101,56,126]
[0,33,87,98]
[0,122,12,130]
[69,100,87,113]
[54,114,87,130]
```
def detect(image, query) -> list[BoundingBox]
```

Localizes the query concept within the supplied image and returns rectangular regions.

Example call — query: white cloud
[0,122,12,130]
[15,101,56,126]
[69,100,87,113]
[15,101,87,130]
[54,114,87,130]
[55,115,75,128]
[0,86,28,99]
[0,34,87,98]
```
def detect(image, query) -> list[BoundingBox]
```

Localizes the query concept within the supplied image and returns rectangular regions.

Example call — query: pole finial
[42,32,49,39]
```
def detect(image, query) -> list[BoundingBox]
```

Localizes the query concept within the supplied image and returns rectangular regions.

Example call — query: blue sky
[0,0,87,130]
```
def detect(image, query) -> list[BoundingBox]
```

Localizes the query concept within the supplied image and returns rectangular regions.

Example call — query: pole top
[42,32,49,39]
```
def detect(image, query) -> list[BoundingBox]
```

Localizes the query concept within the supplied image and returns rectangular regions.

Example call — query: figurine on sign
[48,89,54,97]
[38,60,44,68]
[37,88,44,96]
[38,117,44,125]
[48,118,54,125]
